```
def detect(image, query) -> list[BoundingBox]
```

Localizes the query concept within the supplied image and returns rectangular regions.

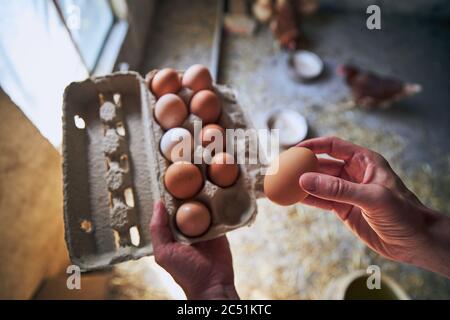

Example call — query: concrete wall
[0,89,69,299]
[114,0,156,71]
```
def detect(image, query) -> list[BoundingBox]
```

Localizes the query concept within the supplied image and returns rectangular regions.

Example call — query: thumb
[299,172,378,209]
[150,201,174,249]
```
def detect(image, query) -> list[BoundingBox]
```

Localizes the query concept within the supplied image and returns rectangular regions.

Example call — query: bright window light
[0,0,89,146]
[57,0,114,71]
[0,0,122,147]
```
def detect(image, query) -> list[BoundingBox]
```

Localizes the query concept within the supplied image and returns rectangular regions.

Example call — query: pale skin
[150,136,450,299]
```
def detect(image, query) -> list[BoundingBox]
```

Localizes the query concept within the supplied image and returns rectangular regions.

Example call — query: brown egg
[264,147,318,206]
[208,152,239,188]
[175,201,211,237]
[164,162,203,199]
[182,64,213,92]
[154,94,188,130]
[190,90,221,124]
[150,68,181,98]
[199,124,226,148]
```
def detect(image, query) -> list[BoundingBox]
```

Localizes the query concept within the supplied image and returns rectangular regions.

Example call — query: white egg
[160,128,193,162]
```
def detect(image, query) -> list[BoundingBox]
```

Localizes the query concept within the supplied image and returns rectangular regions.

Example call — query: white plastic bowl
[266,109,308,147]
[289,50,324,81]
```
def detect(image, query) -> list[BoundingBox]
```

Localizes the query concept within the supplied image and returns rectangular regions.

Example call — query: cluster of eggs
[149,64,240,238]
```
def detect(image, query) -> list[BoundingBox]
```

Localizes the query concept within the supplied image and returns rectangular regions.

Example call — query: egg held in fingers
[264,147,318,206]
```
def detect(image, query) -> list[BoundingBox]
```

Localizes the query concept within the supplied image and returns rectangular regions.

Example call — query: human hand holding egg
[294,137,450,278]
[263,137,450,278]
[150,201,239,300]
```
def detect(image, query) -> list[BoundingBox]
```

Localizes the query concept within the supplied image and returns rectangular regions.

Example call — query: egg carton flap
[63,72,159,271]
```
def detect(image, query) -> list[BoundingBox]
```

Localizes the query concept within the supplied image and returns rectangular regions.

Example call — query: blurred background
[0,0,449,299]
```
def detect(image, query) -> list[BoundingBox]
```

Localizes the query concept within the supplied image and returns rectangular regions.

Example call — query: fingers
[299,172,381,210]
[317,157,344,177]
[300,195,335,211]
[149,201,174,250]
[301,194,352,215]
[298,136,365,161]
[194,235,229,251]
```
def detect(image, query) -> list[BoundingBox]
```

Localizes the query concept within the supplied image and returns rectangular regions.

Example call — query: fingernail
[300,175,317,192]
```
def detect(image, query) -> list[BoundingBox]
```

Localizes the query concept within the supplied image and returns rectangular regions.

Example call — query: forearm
[414,209,450,278]
[186,283,240,300]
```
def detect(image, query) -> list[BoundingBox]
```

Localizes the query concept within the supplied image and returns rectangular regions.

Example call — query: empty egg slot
[113,93,122,106]
[129,226,140,247]
[80,219,93,233]
[118,231,132,247]
[105,157,111,171]
[113,230,121,250]
[116,121,126,136]
[108,192,114,208]
[74,115,86,129]
[119,154,129,171]
[98,93,105,105]
[124,187,135,208]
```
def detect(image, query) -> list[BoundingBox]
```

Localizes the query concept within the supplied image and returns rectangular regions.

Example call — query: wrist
[185,283,239,300]
[413,208,450,278]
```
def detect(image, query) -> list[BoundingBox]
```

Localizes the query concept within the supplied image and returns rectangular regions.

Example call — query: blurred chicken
[253,0,318,23]
[253,0,274,23]
[270,0,300,50]
[295,0,319,15]
[338,64,422,109]
[254,0,318,50]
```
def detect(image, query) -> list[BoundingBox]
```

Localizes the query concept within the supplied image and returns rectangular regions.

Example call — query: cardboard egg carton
[62,71,265,271]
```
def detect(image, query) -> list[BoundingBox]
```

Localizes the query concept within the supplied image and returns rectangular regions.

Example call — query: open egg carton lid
[62,71,266,271]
